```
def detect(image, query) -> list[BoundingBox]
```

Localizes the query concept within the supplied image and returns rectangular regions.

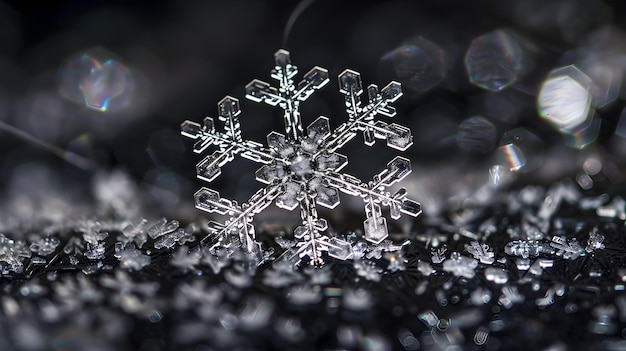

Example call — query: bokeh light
[496,128,543,172]
[380,36,445,94]
[464,29,524,92]
[59,48,134,112]
[456,116,496,154]
[538,65,593,132]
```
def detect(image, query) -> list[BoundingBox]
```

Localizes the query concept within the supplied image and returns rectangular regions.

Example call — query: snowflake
[181,49,421,266]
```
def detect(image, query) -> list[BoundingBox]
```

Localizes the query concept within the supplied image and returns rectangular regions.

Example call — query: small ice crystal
[418,310,439,327]
[117,248,151,271]
[0,235,29,274]
[431,245,447,264]
[442,252,478,278]
[29,236,60,256]
[353,260,383,282]
[499,286,524,309]
[470,288,492,305]
[81,221,108,244]
[121,219,149,248]
[467,241,495,264]
[586,227,605,253]
[550,236,584,260]
[85,242,106,260]
[484,267,509,284]
[154,228,187,250]
[147,218,180,239]
[171,246,201,273]
[505,240,554,258]
[417,260,434,276]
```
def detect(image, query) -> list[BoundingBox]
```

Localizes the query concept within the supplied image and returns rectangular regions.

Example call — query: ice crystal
[466,241,494,264]
[443,252,478,278]
[181,49,421,266]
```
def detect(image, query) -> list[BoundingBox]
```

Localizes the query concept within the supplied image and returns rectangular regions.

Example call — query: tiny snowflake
[181,49,421,266]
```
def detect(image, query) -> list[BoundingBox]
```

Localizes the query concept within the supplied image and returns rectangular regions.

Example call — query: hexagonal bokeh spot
[465,29,524,92]
[456,116,497,154]
[538,65,593,132]
[381,36,445,93]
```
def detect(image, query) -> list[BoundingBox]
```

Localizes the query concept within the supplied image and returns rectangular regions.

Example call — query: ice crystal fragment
[499,286,524,309]
[431,245,447,264]
[119,219,148,248]
[181,49,420,266]
[171,246,201,273]
[154,228,187,250]
[505,240,554,258]
[29,236,60,256]
[484,267,509,284]
[443,252,478,278]
[550,236,584,260]
[417,260,434,276]
[586,227,605,253]
[117,248,151,271]
[466,241,495,264]
[470,288,492,305]
[85,241,106,261]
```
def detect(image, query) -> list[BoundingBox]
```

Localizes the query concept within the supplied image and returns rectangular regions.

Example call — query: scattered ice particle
[81,221,108,244]
[515,258,531,271]
[529,259,554,275]
[538,65,594,132]
[465,29,524,91]
[353,260,382,282]
[275,237,296,249]
[418,310,439,327]
[171,246,201,273]
[398,328,420,351]
[154,228,187,250]
[327,237,353,260]
[579,194,610,210]
[275,317,305,342]
[550,236,584,260]
[287,285,322,305]
[238,296,273,331]
[442,252,478,279]
[223,269,253,289]
[586,227,605,253]
[417,260,434,276]
[118,248,151,271]
[29,236,60,256]
[343,289,373,311]
[351,241,368,259]
[590,305,618,335]
[30,256,46,265]
[498,286,524,309]
[474,326,490,346]
[385,252,407,272]
[431,245,447,264]
[467,241,495,264]
[121,219,149,248]
[147,218,180,239]
[505,240,554,258]
[485,267,509,284]
[0,235,29,274]
[85,241,106,260]
[470,288,492,305]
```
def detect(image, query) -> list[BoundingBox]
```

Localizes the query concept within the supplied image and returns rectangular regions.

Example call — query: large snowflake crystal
[181,49,421,266]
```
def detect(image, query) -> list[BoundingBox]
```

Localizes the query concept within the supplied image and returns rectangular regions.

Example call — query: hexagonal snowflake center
[289,154,314,180]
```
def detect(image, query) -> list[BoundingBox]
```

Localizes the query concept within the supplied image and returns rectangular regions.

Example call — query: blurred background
[0,0,626,229]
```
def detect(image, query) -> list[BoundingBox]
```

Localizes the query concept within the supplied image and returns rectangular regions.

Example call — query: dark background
[0,0,625,224]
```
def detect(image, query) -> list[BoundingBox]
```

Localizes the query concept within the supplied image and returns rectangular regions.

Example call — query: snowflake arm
[245,49,329,140]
